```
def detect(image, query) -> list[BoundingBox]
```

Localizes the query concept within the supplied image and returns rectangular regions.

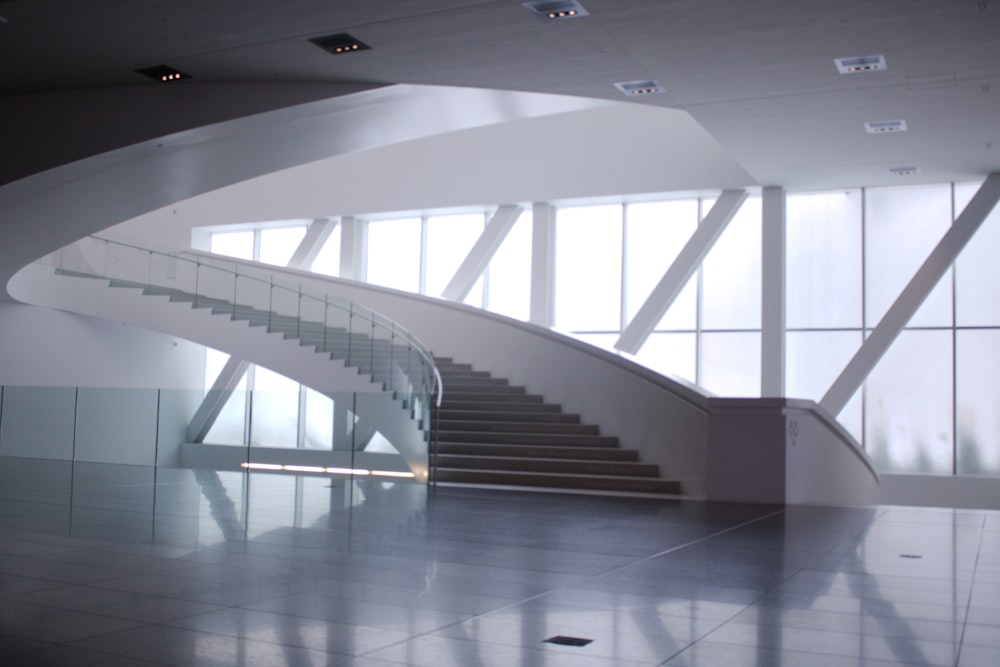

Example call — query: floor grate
[544,635,593,647]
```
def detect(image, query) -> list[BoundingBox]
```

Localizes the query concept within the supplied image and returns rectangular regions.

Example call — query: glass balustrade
[38,235,442,477]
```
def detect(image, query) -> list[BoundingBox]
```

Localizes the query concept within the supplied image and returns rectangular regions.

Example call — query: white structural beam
[761,186,786,397]
[339,216,366,280]
[287,218,339,270]
[616,189,748,354]
[821,172,1000,415]
[530,202,556,327]
[440,205,522,301]
[187,356,250,443]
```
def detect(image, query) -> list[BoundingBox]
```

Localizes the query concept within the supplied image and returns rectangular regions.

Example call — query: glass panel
[249,367,300,449]
[700,332,761,397]
[955,180,1000,327]
[555,204,622,331]
[303,388,334,450]
[311,223,342,277]
[785,331,863,402]
[786,331,864,442]
[864,330,952,473]
[786,190,863,329]
[864,184,953,328]
[635,333,697,384]
[366,218,421,291]
[425,213,485,299]
[486,209,532,321]
[625,200,698,331]
[701,196,762,330]
[210,231,254,260]
[203,390,248,446]
[956,330,1000,475]
[259,226,307,267]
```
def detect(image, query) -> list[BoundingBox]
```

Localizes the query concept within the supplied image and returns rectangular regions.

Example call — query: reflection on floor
[0,458,998,666]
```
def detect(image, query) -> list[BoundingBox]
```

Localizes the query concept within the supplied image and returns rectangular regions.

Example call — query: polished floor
[0,459,998,666]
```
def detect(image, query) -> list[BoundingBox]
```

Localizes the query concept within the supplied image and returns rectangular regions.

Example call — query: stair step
[436,420,597,435]
[433,469,682,495]
[438,400,556,412]
[438,410,579,423]
[435,442,639,461]
[437,431,618,447]
[440,392,543,404]
[435,455,658,477]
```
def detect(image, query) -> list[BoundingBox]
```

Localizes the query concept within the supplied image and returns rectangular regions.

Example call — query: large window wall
[202,181,1000,478]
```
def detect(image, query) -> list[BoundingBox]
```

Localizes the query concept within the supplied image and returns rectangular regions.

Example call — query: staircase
[431,357,682,495]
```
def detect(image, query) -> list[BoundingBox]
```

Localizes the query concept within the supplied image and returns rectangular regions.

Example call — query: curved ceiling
[2,0,998,191]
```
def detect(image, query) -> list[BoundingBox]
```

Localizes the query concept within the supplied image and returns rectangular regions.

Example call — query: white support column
[338,216,366,281]
[187,356,250,443]
[821,172,1000,415]
[440,205,522,301]
[529,202,556,327]
[615,189,748,354]
[761,186,786,397]
[287,218,339,270]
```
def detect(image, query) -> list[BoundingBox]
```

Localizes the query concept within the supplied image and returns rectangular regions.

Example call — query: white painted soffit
[115,96,755,238]
[7,84,744,296]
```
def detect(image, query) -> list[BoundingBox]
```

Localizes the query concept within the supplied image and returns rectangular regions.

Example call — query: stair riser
[438,411,579,423]
[433,470,682,495]
[435,456,658,477]
[437,432,618,447]
[435,443,638,461]
[436,421,598,435]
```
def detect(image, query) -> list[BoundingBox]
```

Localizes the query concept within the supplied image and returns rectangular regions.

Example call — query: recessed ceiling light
[888,166,920,176]
[834,54,887,74]
[614,80,665,96]
[523,0,589,20]
[309,32,371,55]
[865,119,908,134]
[134,65,191,83]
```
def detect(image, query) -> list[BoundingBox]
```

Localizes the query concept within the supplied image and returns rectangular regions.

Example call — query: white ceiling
[1,0,998,191]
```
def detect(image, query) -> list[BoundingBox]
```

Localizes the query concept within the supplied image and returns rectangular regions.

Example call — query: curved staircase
[431,357,682,495]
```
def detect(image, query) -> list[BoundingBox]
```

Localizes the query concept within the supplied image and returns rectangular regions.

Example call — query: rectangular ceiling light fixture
[888,166,920,176]
[614,79,665,96]
[835,54,887,74]
[865,119,908,134]
[310,32,371,55]
[135,65,191,82]
[523,0,589,20]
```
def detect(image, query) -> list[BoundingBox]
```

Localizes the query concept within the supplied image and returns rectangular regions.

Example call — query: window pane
[864,184,953,328]
[250,367,299,449]
[366,218,421,291]
[625,200,698,331]
[303,388,333,450]
[955,180,1000,327]
[425,213,485,299]
[259,226,307,267]
[864,330,952,473]
[486,210,532,321]
[700,332,760,397]
[701,197,762,330]
[956,330,1000,475]
[211,231,254,260]
[310,224,342,278]
[786,331,864,441]
[635,333,696,384]
[555,204,622,331]
[786,190,863,329]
